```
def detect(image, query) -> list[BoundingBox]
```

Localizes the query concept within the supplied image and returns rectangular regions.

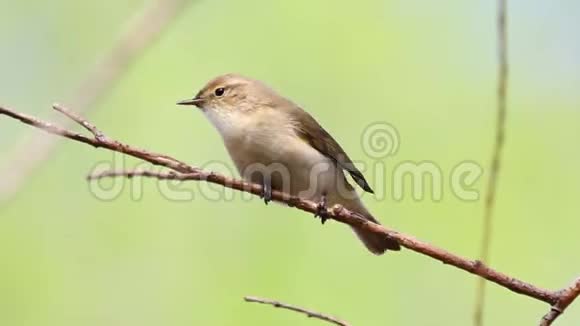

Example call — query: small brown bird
[178,74,400,254]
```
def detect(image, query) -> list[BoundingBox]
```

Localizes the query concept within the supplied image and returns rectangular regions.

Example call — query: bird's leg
[261,177,272,205]
[314,193,329,224]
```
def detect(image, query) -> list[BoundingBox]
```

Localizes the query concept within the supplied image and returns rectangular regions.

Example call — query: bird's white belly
[205,108,344,201]
[233,129,337,197]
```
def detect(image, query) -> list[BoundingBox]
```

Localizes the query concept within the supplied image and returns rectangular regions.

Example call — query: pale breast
[206,108,339,198]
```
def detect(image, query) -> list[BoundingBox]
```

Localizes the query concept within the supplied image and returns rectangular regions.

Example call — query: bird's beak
[177,97,204,107]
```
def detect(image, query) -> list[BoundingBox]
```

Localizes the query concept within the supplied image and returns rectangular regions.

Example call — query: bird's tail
[351,214,400,255]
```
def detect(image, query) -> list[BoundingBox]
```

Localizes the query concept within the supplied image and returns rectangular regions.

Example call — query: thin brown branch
[244,296,350,326]
[474,0,509,324]
[540,277,580,326]
[85,170,561,306]
[1,104,579,324]
[0,0,194,202]
[52,103,106,141]
[0,105,201,174]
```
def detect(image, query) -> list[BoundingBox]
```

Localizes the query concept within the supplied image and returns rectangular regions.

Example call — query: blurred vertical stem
[0,0,194,202]
[474,0,509,325]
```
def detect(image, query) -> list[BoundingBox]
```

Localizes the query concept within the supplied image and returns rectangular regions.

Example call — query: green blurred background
[1,0,579,325]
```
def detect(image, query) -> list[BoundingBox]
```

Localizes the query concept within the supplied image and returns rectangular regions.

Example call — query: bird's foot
[261,180,272,205]
[314,194,329,224]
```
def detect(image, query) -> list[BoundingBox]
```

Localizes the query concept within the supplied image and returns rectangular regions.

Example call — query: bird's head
[177,73,277,114]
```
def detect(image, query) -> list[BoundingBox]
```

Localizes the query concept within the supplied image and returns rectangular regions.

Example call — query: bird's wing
[292,108,374,194]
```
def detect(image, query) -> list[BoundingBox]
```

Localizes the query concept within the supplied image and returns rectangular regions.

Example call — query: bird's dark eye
[214,87,225,97]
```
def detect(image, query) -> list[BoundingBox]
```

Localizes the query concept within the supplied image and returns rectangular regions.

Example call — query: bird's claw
[314,194,328,224]
[261,180,272,205]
